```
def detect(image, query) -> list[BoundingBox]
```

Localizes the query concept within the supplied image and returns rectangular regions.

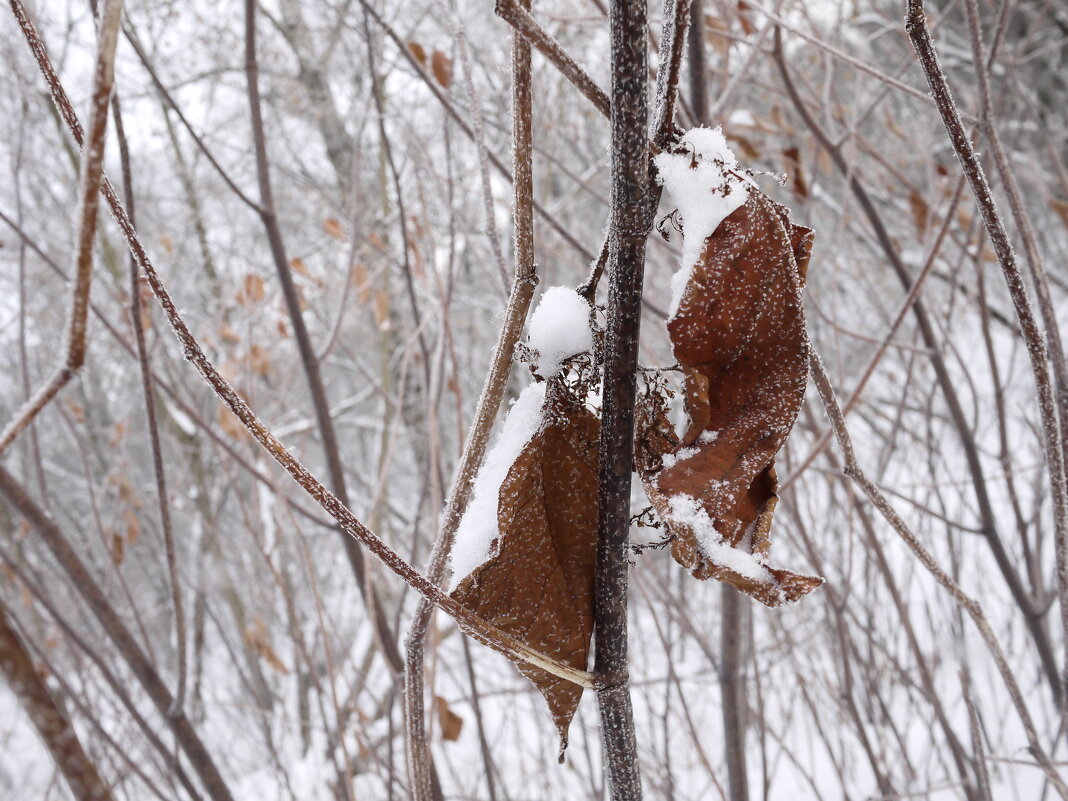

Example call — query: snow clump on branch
[654,126,751,317]
[526,286,594,379]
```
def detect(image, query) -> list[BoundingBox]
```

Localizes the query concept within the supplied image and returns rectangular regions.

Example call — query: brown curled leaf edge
[451,377,598,755]
[637,190,824,608]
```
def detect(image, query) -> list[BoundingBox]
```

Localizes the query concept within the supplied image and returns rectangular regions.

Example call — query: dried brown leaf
[244,618,289,674]
[451,380,599,750]
[109,421,127,447]
[638,194,822,607]
[123,507,140,546]
[249,344,271,376]
[1049,197,1068,231]
[435,696,464,742]
[407,41,427,66]
[373,289,391,331]
[244,273,264,303]
[431,50,452,89]
[909,191,929,237]
[110,532,124,566]
[323,217,345,241]
[65,400,86,424]
[220,321,241,344]
[353,262,372,305]
[703,16,731,63]
[782,146,808,200]
[737,0,756,35]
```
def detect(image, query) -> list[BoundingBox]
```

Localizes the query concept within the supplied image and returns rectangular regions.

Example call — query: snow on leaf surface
[448,382,547,590]
[636,189,822,607]
[451,378,599,751]
[654,126,751,316]
[527,286,594,379]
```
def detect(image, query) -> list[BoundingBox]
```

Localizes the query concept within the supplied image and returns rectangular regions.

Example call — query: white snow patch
[661,445,700,470]
[527,286,594,377]
[654,127,751,317]
[665,493,772,583]
[448,382,547,590]
[727,109,756,128]
[661,430,719,469]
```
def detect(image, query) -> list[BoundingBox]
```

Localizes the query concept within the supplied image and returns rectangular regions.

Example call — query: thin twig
[403,1,542,797]
[781,177,966,492]
[772,25,1064,704]
[959,670,993,801]
[8,0,593,696]
[495,0,610,117]
[579,0,691,301]
[905,0,1068,706]
[110,81,188,714]
[808,349,1068,800]
[453,19,511,296]
[0,0,122,456]
[244,0,406,674]
[357,0,596,264]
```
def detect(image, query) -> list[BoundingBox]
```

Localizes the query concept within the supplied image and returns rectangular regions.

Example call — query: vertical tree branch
[594,1,650,798]
[580,0,689,299]
[402,2,540,798]
[686,0,707,125]
[110,87,187,713]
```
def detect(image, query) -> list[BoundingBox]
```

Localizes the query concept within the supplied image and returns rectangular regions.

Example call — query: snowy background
[1,0,1067,799]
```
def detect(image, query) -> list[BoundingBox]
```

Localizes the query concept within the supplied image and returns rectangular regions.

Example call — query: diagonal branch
[243,0,407,676]
[111,82,188,713]
[905,0,1068,706]
[772,26,1064,705]
[0,466,235,801]
[7,0,593,696]
[495,0,610,117]
[403,2,541,798]
[809,349,1068,800]
[0,599,114,801]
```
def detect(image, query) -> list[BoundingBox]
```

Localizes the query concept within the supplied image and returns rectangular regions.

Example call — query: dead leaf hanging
[451,378,599,752]
[639,189,822,607]
[435,695,464,742]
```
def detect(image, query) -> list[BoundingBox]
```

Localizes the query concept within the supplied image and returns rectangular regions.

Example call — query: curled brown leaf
[638,192,822,607]
[451,378,598,751]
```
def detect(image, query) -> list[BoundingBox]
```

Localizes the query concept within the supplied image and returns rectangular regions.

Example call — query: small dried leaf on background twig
[435,696,464,742]
[431,51,452,89]
[407,41,427,66]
